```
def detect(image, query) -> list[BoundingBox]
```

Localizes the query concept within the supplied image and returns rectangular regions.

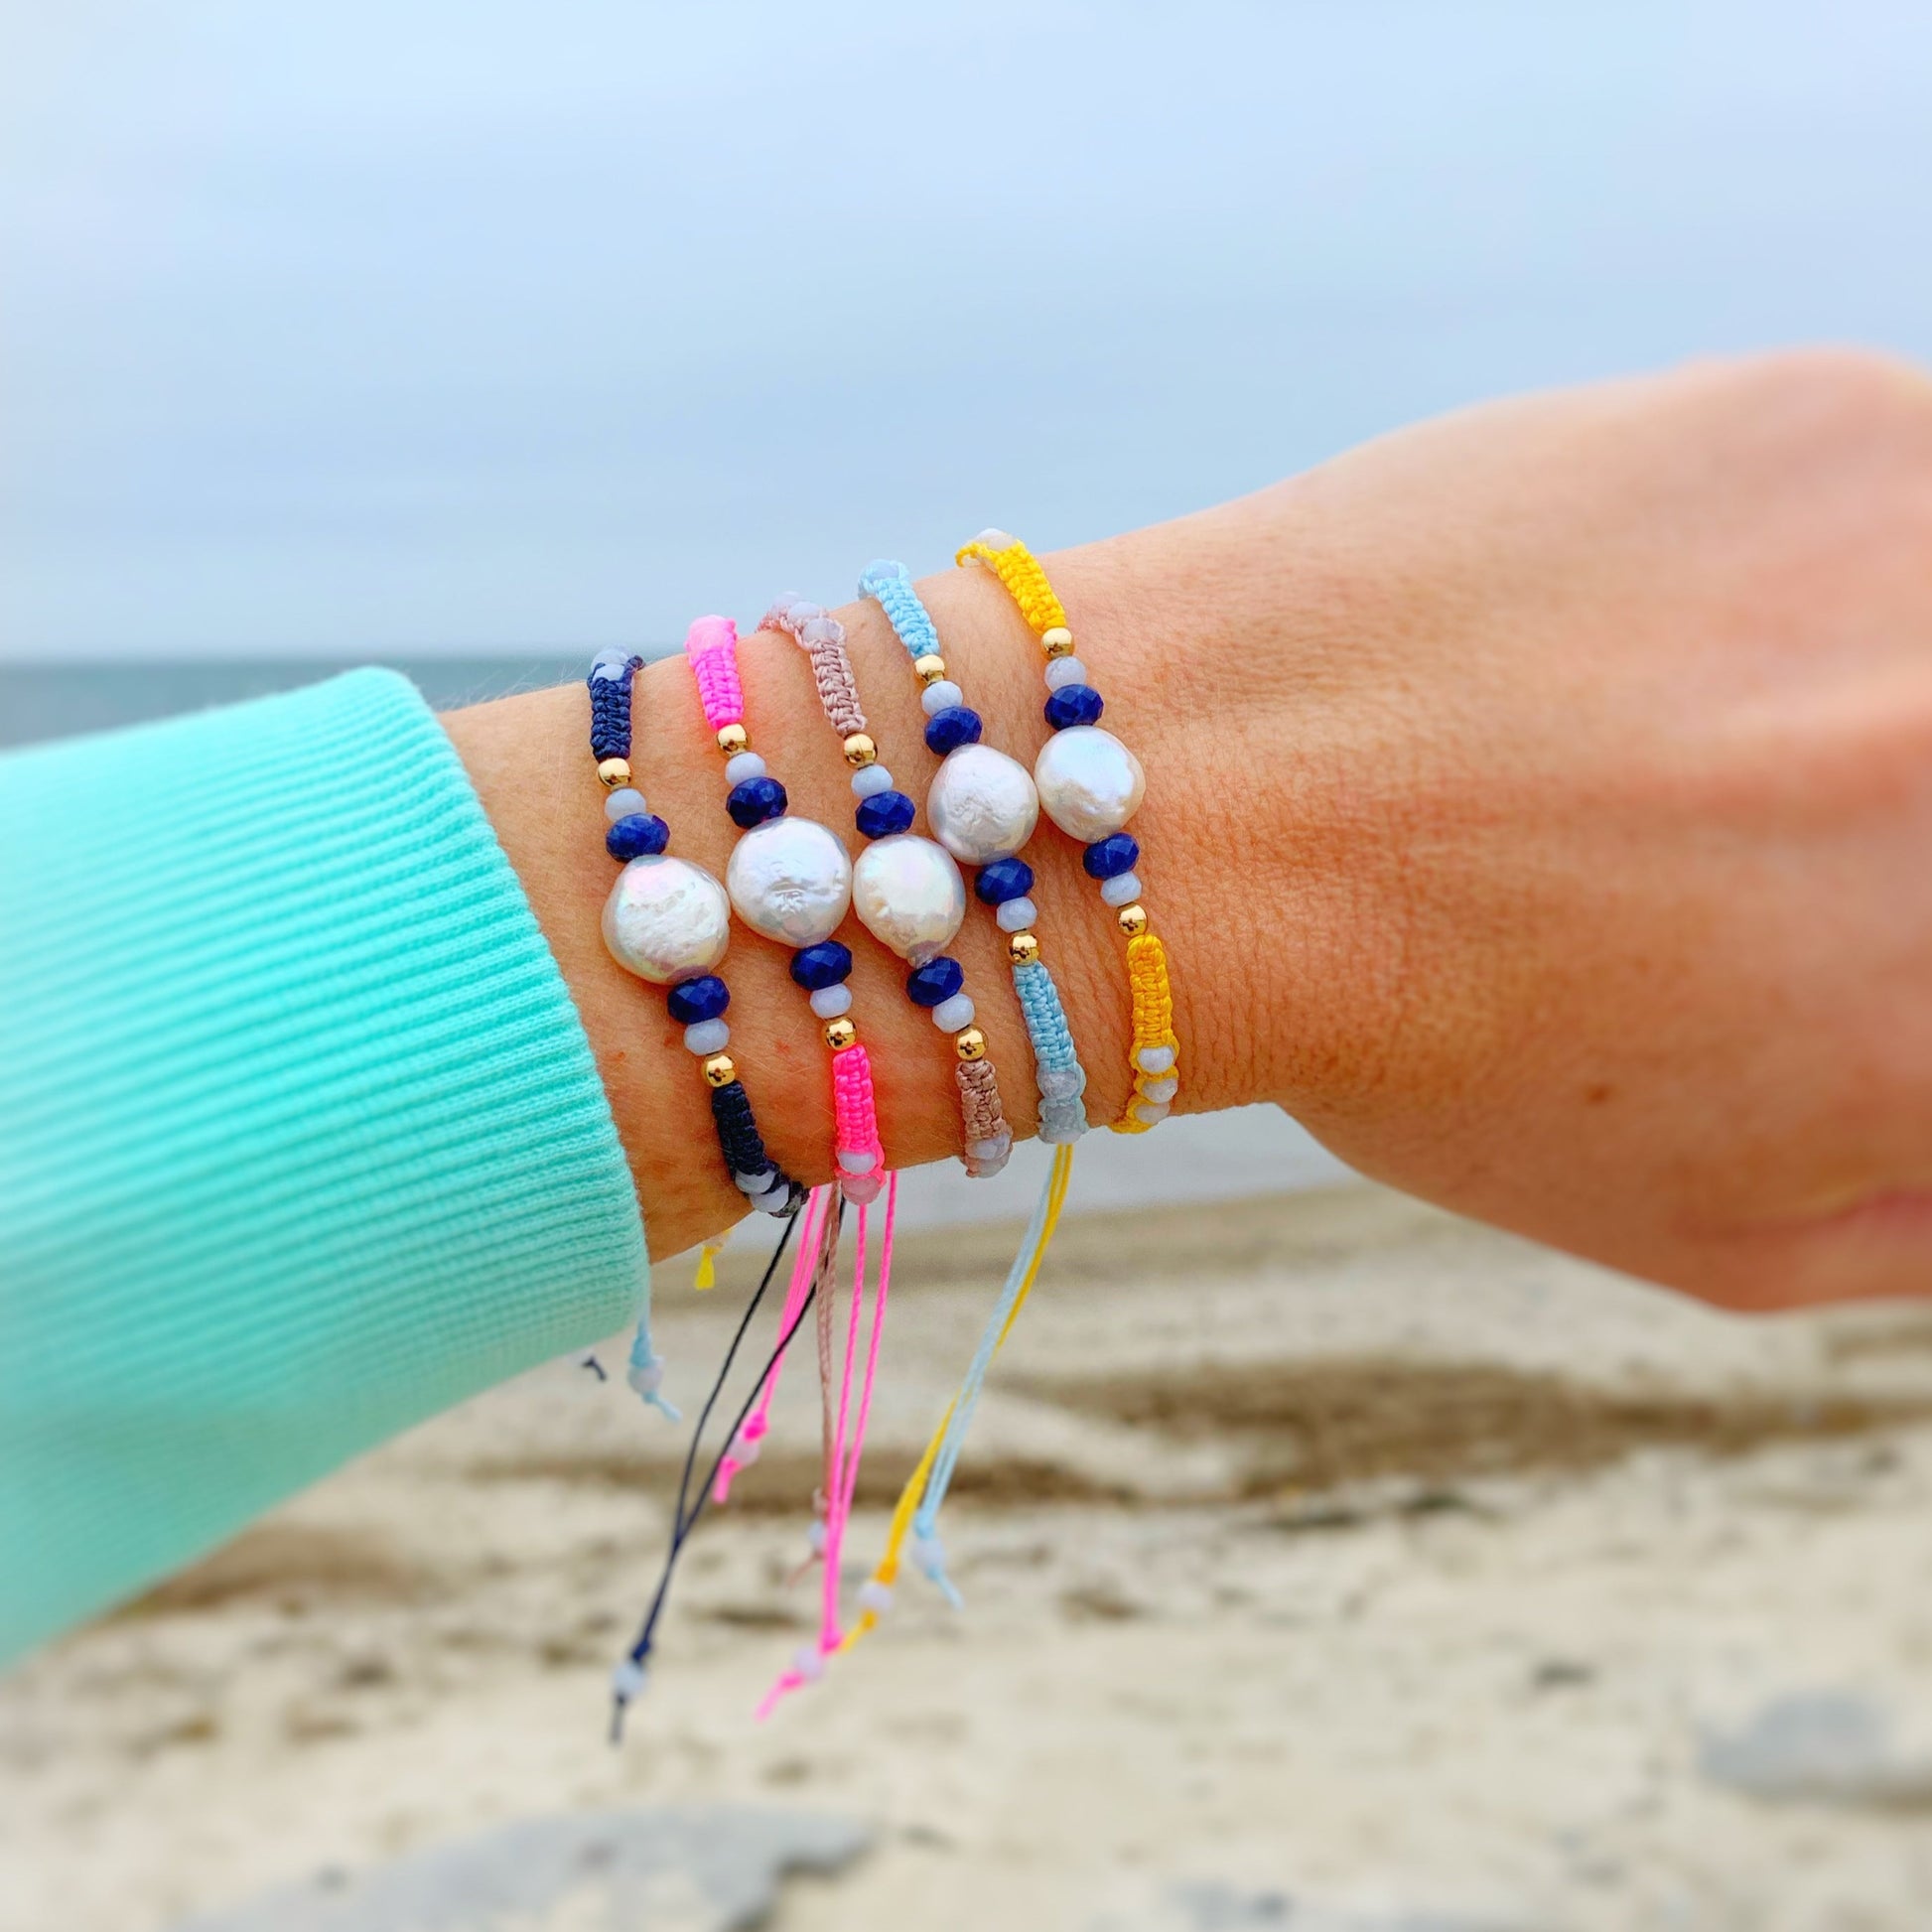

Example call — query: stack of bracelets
[596,534,1179,1734]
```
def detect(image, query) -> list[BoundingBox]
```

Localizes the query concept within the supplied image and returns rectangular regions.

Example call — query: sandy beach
[8,1180,1932,1931]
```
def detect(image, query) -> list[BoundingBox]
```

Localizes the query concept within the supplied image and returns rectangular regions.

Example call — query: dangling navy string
[610,1199,845,1744]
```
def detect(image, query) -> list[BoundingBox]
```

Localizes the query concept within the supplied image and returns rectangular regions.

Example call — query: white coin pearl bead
[602,856,731,985]
[1100,870,1143,907]
[1140,1075,1179,1103]
[920,679,964,716]
[852,762,896,798]
[682,1019,730,1056]
[604,786,647,821]
[1132,1099,1172,1127]
[857,1580,894,1614]
[1034,726,1146,843]
[851,834,966,961]
[925,743,1039,866]
[724,751,767,784]
[1136,1044,1176,1075]
[1043,656,1089,691]
[995,896,1038,932]
[809,983,853,1020]
[838,1149,877,1174]
[931,992,975,1033]
[726,816,853,947]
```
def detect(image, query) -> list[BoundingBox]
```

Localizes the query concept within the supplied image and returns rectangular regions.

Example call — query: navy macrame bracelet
[587,651,806,1402]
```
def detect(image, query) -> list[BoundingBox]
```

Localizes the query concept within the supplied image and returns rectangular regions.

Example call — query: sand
[7,1182,1932,1930]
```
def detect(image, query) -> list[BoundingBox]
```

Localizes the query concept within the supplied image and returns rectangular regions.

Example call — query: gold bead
[843,732,877,767]
[913,654,947,685]
[823,1016,858,1051]
[701,1053,737,1088]
[1041,625,1074,658]
[1117,903,1149,938]
[596,757,631,789]
[716,724,749,757]
[1008,931,1040,966]
[955,1027,987,1061]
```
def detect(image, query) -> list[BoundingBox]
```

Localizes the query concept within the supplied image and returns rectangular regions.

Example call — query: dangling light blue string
[909,1155,1063,1605]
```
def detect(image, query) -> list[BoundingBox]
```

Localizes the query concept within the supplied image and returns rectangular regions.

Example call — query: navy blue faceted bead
[923,705,984,756]
[667,975,731,1024]
[1044,683,1105,730]
[856,789,916,839]
[790,940,854,990]
[976,856,1035,904]
[606,812,670,860]
[905,955,965,1008]
[1083,833,1141,880]
[727,774,788,829]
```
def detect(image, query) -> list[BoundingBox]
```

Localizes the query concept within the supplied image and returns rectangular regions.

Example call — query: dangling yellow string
[840,1144,1076,1656]
[692,1239,725,1291]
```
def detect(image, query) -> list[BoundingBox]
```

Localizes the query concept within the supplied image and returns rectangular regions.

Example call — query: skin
[446,347,1932,1313]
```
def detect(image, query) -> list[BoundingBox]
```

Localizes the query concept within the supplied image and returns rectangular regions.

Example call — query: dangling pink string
[684,614,746,734]
[714,1184,825,1505]
[826,1171,897,1591]
[757,1170,897,1721]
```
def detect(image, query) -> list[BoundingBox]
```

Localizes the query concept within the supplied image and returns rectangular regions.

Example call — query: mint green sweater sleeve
[0,670,652,1663]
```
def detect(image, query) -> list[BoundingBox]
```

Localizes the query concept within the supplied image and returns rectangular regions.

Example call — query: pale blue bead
[591,658,631,683]
[683,1019,730,1055]
[1132,1098,1172,1127]
[724,752,767,784]
[931,992,975,1032]
[838,1148,878,1174]
[969,1134,1011,1165]
[1038,1099,1088,1144]
[995,896,1037,932]
[604,786,647,820]
[1099,870,1142,906]
[1043,656,1089,691]
[809,983,853,1019]
[920,680,964,716]
[612,1658,647,1699]
[852,762,896,798]
[752,1181,791,1214]
[735,1170,769,1193]
[1141,1075,1178,1103]
[1136,1044,1176,1075]
[1036,1063,1086,1100]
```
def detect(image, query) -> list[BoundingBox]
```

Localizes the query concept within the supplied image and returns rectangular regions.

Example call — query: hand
[449,348,1932,1311]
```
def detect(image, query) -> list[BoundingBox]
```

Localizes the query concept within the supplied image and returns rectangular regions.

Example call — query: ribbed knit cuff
[0,669,647,1661]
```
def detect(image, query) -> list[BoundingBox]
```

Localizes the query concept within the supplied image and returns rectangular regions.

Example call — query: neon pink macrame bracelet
[683,615,899,1687]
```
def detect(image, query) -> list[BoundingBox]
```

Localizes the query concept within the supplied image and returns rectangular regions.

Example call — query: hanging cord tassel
[757,1171,898,1718]
[608,1205,808,1742]
[715,1184,841,1505]
[842,1145,1073,1649]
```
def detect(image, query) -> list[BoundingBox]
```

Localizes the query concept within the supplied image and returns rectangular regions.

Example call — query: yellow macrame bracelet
[957,531,1181,1133]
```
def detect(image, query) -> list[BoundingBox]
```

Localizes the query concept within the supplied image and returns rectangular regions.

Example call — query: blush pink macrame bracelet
[759,596,1013,1179]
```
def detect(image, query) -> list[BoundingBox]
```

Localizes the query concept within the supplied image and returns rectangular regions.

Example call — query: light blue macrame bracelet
[857,559,1090,1142]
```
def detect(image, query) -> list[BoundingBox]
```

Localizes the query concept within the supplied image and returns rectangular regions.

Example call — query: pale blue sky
[3,2,1929,659]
